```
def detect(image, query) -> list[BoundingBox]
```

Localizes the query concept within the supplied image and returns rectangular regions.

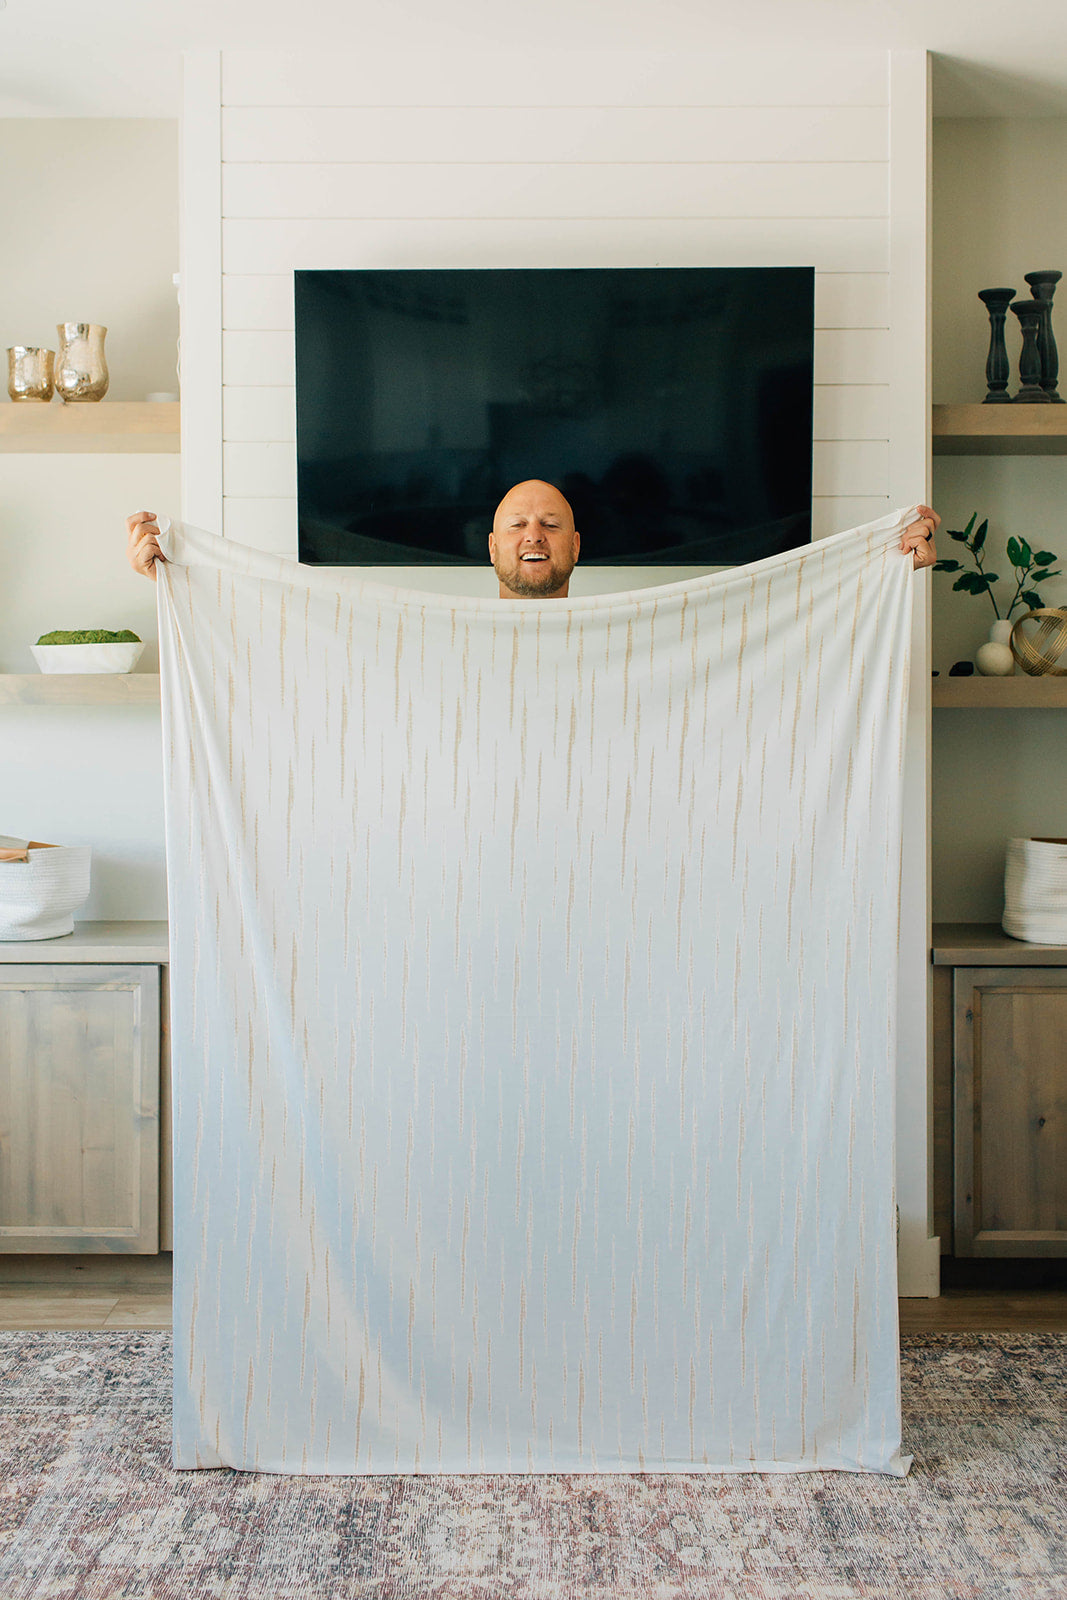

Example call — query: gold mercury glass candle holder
[54,322,109,402]
[7,346,55,401]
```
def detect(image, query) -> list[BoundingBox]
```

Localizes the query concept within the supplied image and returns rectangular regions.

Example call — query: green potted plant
[933,514,1061,674]
[30,628,144,675]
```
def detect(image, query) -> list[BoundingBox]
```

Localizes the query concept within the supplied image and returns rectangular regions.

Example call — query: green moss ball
[35,629,142,645]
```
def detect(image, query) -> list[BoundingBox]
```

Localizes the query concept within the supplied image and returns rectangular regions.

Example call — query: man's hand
[901,505,939,570]
[127,511,166,581]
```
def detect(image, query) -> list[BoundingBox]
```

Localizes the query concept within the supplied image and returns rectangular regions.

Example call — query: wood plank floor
[0,1289,1064,1332]
[0,1290,173,1330]
[898,1292,1067,1333]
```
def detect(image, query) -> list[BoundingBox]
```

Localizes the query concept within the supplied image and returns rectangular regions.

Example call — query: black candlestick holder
[1023,269,1064,402]
[1011,299,1053,401]
[978,287,1016,401]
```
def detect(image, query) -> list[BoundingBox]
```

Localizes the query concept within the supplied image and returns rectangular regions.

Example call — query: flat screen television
[295,266,814,567]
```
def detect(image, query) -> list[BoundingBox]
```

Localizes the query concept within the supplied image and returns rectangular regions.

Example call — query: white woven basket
[0,845,92,940]
[1003,836,1067,944]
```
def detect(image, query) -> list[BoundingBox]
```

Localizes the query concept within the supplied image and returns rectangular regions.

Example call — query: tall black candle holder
[1010,300,1053,402]
[1023,269,1064,402]
[978,287,1016,402]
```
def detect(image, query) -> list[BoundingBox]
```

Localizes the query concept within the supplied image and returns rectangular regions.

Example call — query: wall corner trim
[889,46,937,1298]
[179,51,223,531]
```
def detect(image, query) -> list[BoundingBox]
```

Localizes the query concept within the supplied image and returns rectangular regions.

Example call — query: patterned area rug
[0,1331,1064,1599]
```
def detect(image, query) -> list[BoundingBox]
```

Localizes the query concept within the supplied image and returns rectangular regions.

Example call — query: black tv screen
[295,266,814,567]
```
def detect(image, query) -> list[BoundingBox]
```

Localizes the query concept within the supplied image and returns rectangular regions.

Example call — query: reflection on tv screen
[295,266,814,567]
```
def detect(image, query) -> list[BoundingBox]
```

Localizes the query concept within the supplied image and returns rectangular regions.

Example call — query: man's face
[489,481,580,598]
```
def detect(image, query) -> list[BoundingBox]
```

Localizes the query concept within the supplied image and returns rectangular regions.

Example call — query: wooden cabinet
[934,928,1067,1260]
[954,966,1067,1257]
[0,923,170,1254]
[0,963,159,1251]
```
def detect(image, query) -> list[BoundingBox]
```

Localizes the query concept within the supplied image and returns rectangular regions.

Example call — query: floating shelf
[0,674,161,705]
[932,922,1067,966]
[0,401,179,453]
[932,403,1067,455]
[7,675,1064,709]
[932,675,1067,707]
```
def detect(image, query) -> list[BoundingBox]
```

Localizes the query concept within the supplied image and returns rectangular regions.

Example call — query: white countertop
[0,919,169,963]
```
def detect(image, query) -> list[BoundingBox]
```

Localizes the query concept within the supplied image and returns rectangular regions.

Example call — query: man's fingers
[131,529,166,571]
[125,509,165,581]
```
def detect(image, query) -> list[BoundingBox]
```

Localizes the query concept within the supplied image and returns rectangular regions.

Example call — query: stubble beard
[494,554,572,597]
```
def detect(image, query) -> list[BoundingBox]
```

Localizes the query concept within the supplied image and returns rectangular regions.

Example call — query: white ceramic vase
[0,845,92,940]
[976,619,1015,677]
[1003,836,1067,943]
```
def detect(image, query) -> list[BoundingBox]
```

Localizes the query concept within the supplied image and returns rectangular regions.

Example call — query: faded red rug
[0,1331,1064,1598]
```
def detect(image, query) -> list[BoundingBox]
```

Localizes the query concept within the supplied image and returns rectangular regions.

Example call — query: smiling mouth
[520,553,549,562]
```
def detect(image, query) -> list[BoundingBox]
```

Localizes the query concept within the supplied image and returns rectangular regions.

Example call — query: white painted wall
[931,118,1067,921]
[0,120,179,402]
[933,118,1067,405]
[178,46,936,1292]
[180,50,902,564]
[0,120,179,920]
[0,454,179,919]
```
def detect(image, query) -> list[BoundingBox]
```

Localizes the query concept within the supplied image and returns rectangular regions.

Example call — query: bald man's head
[489,480,580,598]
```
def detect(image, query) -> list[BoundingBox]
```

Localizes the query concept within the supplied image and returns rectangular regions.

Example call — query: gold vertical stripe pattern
[155,507,917,1479]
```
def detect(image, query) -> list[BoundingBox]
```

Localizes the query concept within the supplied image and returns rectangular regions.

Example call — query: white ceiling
[2,0,1067,118]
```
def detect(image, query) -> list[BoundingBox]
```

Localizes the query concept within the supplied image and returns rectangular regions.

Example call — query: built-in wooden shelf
[0,401,179,453]
[932,922,1067,966]
[932,402,1067,455]
[8,673,1063,708]
[932,675,1067,707]
[0,674,160,705]
[0,919,169,964]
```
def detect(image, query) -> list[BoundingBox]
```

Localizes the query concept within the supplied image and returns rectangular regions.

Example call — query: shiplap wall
[184,49,901,566]
[179,48,937,1295]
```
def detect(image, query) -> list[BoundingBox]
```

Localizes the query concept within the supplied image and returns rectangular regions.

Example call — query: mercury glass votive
[7,346,55,401]
[54,323,109,402]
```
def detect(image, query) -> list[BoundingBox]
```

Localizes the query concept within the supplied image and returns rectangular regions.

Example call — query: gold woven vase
[1009,608,1067,676]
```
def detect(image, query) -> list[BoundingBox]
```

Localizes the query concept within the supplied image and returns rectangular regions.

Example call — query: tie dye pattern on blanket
[155,507,917,1476]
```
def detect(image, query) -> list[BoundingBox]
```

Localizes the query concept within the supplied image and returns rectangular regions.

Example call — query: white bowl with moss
[31,629,144,674]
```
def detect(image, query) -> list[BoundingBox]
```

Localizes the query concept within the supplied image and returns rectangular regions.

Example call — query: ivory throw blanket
[156,508,917,1477]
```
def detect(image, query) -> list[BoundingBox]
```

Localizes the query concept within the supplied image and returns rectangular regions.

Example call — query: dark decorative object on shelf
[1010,300,1053,402]
[1023,270,1064,402]
[978,287,1016,402]
[949,661,975,676]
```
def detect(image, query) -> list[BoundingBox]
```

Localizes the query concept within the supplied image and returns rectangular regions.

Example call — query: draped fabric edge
[155,506,922,617]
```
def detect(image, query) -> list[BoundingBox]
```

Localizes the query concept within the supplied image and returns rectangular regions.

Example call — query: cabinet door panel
[0,964,159,1252]
[954,966,1067,1256]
